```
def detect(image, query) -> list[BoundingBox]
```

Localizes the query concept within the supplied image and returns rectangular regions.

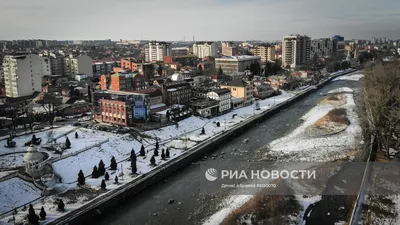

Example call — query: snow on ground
[0,153,25,169]
[53,129,141,183]
[55,128,106,155]
[0,177,42,214]
[0,126,76,155]
[269,88,362,162]
[0,171,15,179]
[328,87,354,94]
[333,73,364,81]
[203,195,253,225]
[144,91,295,146]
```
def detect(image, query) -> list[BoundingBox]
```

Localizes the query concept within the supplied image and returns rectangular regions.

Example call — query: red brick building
[99,72,145,91]
[96,99,130,126]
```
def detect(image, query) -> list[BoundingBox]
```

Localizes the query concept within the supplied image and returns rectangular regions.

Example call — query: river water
[97,78,362,225]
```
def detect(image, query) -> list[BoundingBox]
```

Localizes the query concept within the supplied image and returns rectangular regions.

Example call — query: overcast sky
[1,0,400,41]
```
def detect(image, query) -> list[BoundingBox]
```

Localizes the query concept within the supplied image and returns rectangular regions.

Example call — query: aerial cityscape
[0,1,399,225]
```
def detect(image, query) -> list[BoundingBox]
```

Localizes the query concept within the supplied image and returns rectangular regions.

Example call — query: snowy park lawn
[55,128,107,155]
[268,87,362,162]
[0,153,25,169]
[0,126,77,155]
[0,177,42,215]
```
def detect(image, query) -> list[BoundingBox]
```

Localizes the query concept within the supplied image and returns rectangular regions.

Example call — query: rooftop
[221,79,248,87]
[209,88,231,95]
[216,55,261,61]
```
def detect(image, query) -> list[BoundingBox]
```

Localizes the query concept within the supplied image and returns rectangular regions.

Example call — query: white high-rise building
[3,54,45,97]
[282,35,311,68]
[145,41,172,62]
[192,42,217,58]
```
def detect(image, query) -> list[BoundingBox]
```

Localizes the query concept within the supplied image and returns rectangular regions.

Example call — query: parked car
[54,116,65,122]
[33,124,44,130]
[78,116,91,122]
[72,122,82,126]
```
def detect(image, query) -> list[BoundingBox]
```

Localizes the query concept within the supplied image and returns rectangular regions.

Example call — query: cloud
[0,0,399,40]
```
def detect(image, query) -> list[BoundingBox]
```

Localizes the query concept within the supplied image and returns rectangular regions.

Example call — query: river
[97,78,362,225]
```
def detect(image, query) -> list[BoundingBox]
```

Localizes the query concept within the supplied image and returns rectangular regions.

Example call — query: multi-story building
[220,79,253,106]
[93,58,121,76]
[222,42,238,56]
[94,90,152,126]
[333,35,346,59]
[160,81,192,105]
[282,35,311,68]
[145,41,172,62]
[49,54,64,75]
[192,42,217,58]
[310,38,336,59]
[100,72,145,91]
[40,57,52,76]
[253,44,276,62]
[120,58,154,81]
[63,54,93,78]
[214,56,261,76]
[206,88,231,114]
[171,47,190,57]
[3,54,45,97]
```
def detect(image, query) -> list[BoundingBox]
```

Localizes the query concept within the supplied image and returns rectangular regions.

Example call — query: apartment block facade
[253,45,276,62]
[215,56,261,76]
[310,38,336,59]
[192,42,217,58]
[3,54,46,97]
[282,35,311,68]
[145,41,172,62]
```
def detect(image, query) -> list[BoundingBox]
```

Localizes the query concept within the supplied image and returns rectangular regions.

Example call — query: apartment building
[49,54,64,75]
[310,38,336,59]
[3,54,46,97]
[282,35,311,68]
[206,88,231,114]
[253,44,276,62]
[145,41,172,62]
[63,54,93,78]
[222,42,238,56]
[214,55,261,76]
[192,42,217,58]
[220,79,253,106]
[171,47,190,57]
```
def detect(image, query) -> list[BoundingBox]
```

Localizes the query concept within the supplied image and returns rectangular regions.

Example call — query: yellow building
[220,79,253,106]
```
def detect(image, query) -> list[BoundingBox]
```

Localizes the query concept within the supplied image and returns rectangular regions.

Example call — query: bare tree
[362,62,400,157]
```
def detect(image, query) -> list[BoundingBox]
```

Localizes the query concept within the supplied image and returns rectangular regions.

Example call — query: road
[96,79,362,225]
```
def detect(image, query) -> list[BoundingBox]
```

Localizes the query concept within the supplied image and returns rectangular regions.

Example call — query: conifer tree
[115,176,118,184]
[39,207,46,220]
[166,148,170,158]
[140,145,145,156]
[65,137,71,148]
[91,166,99,178]
[130,149,136,161]
[58,200,65,211]
[161,149,166,160]
[98,160,105,176]
[131,160,137,174]
[110,156,117,170]
[104,172,110,180]
[78,170,85,185]
[100,179,106,190]
[150,155,156,165]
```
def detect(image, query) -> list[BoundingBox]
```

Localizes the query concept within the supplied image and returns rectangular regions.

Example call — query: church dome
[24,144,44,163]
